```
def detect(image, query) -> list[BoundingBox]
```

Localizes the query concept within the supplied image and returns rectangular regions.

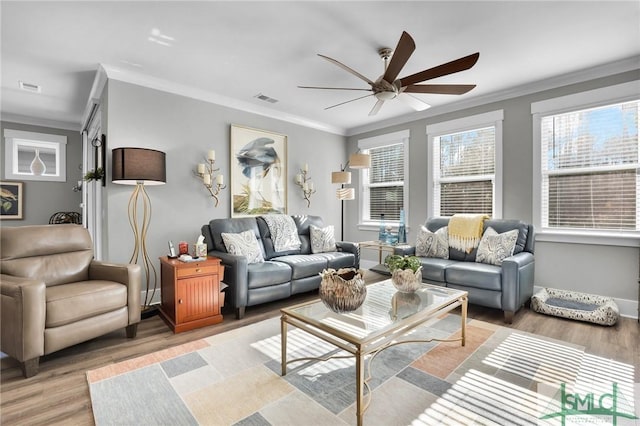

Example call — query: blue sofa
[201,215,359,319]
[393,217,535,323]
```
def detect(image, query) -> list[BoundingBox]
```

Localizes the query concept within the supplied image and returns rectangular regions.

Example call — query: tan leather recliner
[1,224,141,377]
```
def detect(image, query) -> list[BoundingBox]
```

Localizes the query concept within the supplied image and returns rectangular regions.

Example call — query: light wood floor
[2,271,638,425]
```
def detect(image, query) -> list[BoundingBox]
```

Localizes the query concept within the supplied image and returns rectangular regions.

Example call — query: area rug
[87,314,638,426]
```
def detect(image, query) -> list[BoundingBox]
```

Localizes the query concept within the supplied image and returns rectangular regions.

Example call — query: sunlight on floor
[411,332,637,425]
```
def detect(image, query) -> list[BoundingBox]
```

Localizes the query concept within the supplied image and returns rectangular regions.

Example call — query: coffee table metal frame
[280,281,468,426]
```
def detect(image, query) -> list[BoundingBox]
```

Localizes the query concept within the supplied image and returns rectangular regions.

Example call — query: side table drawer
[176,265,218,278]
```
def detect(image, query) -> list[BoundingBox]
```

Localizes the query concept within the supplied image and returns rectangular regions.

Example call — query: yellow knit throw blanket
[448,214,489,253]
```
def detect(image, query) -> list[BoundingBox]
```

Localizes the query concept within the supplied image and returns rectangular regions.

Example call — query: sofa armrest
[0,274,46,363]
[393,246,416,256]
[209,250,249,311]
[336,241,360,268]
[89,261,142,325]
[501,252,535,312]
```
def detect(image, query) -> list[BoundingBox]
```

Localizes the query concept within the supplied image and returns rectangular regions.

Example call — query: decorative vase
[30,149,46,176]
[390,267,423,293]
[319,268,367,313]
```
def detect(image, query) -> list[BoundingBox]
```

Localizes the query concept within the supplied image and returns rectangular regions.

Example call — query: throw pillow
[415,226,449,259]
[221,230,265,264]
[476,227,518,266]
[310,224,336,253]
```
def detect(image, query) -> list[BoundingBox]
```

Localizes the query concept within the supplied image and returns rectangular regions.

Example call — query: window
[427,110,503,218]
[358,130,409,225]
[3,129,67,182]
[532,81,639,245]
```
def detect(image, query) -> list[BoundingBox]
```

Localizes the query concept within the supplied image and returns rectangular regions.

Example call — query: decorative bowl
[319,268,367,313]
[390,267,423,293]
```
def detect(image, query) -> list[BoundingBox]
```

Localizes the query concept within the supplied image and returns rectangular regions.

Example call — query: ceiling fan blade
[325,93,374,110]
[399,52,480,87]
[368,99,385,116]
[382,31,416,84]
[298,85,372,92]
[398,93,431,111]
[403,84,476,95]
[318,54,375,85]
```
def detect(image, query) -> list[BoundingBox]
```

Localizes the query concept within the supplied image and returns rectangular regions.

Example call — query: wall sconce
[195,150,226,207]
[294,163,315,207]
[72,180,82,192]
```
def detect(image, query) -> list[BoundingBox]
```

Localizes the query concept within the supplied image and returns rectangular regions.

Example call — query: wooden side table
[159,256,224,333]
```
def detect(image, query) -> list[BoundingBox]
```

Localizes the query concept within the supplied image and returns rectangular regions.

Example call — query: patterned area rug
[87,315,637,425]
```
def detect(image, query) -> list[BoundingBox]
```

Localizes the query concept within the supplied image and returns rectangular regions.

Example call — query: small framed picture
[0,181,24,219]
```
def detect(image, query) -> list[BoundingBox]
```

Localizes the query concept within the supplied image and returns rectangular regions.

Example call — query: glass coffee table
[280,280,468,426]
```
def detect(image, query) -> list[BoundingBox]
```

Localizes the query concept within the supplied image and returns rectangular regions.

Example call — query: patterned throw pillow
[310,225,336,253]
[221,230,265,264]
[476,227,518,266]
[415,226,449,259]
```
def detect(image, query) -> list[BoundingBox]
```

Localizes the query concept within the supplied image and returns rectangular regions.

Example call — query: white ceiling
[2,1,639,135]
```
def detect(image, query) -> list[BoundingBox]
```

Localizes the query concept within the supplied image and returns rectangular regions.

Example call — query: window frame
[3,129,67,182]
[531,80,640,247]
[427,109,504,219]
[357,129,410,230]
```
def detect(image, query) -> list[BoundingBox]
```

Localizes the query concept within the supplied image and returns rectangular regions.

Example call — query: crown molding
[345,55,640,137]
[0,113,80,132]
[100,64,347,136]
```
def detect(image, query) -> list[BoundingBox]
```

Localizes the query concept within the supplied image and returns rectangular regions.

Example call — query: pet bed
[531,287,619,326]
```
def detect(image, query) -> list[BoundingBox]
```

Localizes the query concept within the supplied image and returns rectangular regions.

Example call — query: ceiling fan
[299,31,479,116]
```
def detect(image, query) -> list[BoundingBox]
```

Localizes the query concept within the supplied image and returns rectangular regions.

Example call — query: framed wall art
[0,181,24,219]
[230,125,287,217]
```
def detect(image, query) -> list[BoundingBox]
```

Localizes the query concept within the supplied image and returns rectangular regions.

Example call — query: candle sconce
[294,165,315,207]
[195,150,226,207]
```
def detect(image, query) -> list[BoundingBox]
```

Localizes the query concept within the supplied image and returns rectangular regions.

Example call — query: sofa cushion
[247,261,291,289]
[415,226,449,259]
[484,219,529,255]
[222,230,265,264]
[418,258,457,283]
[257,216,302,259]
[271,254,328,280]
[292,215,325,255]
[205,217,263,253]
[476,227,518,266]
[46,281,127,328]
[445,262,502,291]
[310,225,336,253]
[316,252,355,270]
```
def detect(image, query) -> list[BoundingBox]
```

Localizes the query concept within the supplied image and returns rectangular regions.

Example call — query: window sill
[535,229,640,247]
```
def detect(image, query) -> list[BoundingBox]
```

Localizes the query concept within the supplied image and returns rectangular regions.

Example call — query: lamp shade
[331,171,352,184]
[349,153,371,169]
[336,187,355,200]
[112,147,166,186]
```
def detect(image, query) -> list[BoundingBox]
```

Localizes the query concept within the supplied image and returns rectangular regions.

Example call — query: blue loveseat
[201,215,359,319]
[393,217,535,323]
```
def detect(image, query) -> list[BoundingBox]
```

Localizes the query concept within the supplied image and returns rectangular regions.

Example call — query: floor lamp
[112,147,166,317]
[331,152,370,240]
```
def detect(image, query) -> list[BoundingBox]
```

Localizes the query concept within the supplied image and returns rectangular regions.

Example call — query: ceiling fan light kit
[299,31,479,116]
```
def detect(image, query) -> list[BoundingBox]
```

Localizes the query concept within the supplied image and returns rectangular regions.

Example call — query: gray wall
[0,121,82,226]
[102,80,346,295]
[346,70,640,308]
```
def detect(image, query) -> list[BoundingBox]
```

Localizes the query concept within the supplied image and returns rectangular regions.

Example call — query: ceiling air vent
[19,80,42,93]
[254,93,278,104]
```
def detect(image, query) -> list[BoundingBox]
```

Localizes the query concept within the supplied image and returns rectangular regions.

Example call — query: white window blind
[364,143,404,221]
[433,126,496,216]
[540,100,639,231]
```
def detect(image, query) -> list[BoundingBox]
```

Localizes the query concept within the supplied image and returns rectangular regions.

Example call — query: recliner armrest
[336,241,360,268]
[89,261,141,324]
[208,250,249,310]
[0,274,46,363]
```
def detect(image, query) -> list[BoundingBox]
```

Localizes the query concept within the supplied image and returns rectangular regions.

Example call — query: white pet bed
[531,288,619,326]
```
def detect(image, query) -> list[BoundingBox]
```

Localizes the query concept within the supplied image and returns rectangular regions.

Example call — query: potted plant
[83,167,104,182]
[384,254,423,293]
